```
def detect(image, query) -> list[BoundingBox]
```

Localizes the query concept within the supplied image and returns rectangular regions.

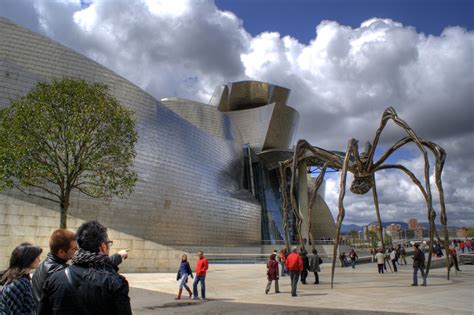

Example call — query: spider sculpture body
[277,107,450,288]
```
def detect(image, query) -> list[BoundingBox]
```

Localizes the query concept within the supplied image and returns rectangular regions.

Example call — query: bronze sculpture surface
[278,107,450,288]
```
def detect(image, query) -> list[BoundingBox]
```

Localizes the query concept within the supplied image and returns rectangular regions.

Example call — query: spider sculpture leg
[374,136,449,278]
[278,161,291,252]
[369,108,436,277]
[372,176,390,257]
[289,142,307,250]
[331,139,357,289]
[430,144,450,279]
[370,176,393,272]
[370,175,384,251]
[289,140,343,250]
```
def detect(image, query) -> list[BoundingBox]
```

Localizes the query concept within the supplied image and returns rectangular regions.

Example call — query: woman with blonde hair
[0,242,42,314]
[175,254,193,299]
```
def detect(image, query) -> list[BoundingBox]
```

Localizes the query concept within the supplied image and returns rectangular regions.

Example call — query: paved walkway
[125,261,474,314]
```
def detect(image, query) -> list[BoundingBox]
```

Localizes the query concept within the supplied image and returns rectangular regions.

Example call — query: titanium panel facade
[161,97,243,145]
[211,81,300,153]
[308,181,336,240]
[0,17,260,246]
[226,104,276,153]
[0,17,334,249]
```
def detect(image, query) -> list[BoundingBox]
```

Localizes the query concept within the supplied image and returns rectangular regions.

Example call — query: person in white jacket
[375,248,385,274]
[390,248,398,272]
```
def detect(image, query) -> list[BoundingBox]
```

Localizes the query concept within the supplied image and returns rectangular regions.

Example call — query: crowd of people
[0,220,132,314]
[265,246,322,297]
[0,220,210,314]
[1,226,470,313]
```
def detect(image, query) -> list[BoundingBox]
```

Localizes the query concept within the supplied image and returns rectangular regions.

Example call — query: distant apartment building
[408,218,418,230]
[386,223,403,240]
[362,225,369,240]
[457,227,471,238]
[368,224,379,233]
[440,226,458,238]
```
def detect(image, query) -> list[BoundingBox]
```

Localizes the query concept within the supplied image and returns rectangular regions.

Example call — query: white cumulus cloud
[0,0,472,226]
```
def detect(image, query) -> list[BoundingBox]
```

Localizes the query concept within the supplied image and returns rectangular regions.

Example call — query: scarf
[71,248,113,269]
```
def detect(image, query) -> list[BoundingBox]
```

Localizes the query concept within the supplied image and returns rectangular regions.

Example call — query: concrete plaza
[125,260,473,314]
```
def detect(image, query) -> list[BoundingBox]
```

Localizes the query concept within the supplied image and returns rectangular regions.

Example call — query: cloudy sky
[1,0,473,227]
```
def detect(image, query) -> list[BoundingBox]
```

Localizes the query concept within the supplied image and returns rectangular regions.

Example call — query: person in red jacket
[286,247,303,297]
[265,254,280,294]
[192,251,209,301]
[449,246,461,271]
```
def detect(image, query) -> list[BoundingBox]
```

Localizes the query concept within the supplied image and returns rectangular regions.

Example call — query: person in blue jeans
[411,243,427,286]
[193,251,209,301]
[175,254,193,300]
[349,249,358,269]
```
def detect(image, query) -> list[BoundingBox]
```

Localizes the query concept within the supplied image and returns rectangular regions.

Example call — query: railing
[261,240,345,246]
[205,253,377,265]
[205,253,268,264]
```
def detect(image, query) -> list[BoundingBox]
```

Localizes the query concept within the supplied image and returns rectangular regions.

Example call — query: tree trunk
[60,200,69,229]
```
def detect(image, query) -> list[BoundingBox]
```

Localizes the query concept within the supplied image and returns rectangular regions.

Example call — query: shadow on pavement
[130,287,408,315]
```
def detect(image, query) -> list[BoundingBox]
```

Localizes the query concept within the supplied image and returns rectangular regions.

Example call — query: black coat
[38,263,131,315]
[412,249,426,269]
[32,253,68,304]
[301,254,310,271]
[0,276,36,315]
[32,253,123,305]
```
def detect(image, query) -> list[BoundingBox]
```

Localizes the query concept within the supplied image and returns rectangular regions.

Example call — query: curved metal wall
[0,17,261,246]
[213,81,290,112]
[210,81,300,153]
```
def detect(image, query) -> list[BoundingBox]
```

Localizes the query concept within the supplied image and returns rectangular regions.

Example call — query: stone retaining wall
[0,195,193,272]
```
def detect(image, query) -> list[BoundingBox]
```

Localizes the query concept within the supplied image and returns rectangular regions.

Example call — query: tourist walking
[375,248,385,274]
[339,252,347,267]
[175,254,193,299]
[38,220,132,314]
[449,246,461,271]
[300,250,309,284]
[309,249,321,284]
[466,239,472,252]
[459,241,465,253]
[399,245,407,265]
[286,247,303,297]
[411,243,426,286]
[0,243,42,315]
[279,249,287,276]
[390,248,398,272]
[349,249,358,269]
[193,251,209,301]
[435,242,443,257]
[265,254,280,294]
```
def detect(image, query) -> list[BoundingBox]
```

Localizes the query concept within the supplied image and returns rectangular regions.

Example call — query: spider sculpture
[277,107,450,289]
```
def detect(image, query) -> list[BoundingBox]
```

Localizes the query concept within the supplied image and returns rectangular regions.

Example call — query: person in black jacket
[38,220,131,315]
[32,229,77,304]
[32,228,128,304]
[411,243,427,287]
[300,250,309,284]
[0,242,42,315]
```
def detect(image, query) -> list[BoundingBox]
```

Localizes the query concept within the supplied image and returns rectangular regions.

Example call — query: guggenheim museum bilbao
[0,17,335,269]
